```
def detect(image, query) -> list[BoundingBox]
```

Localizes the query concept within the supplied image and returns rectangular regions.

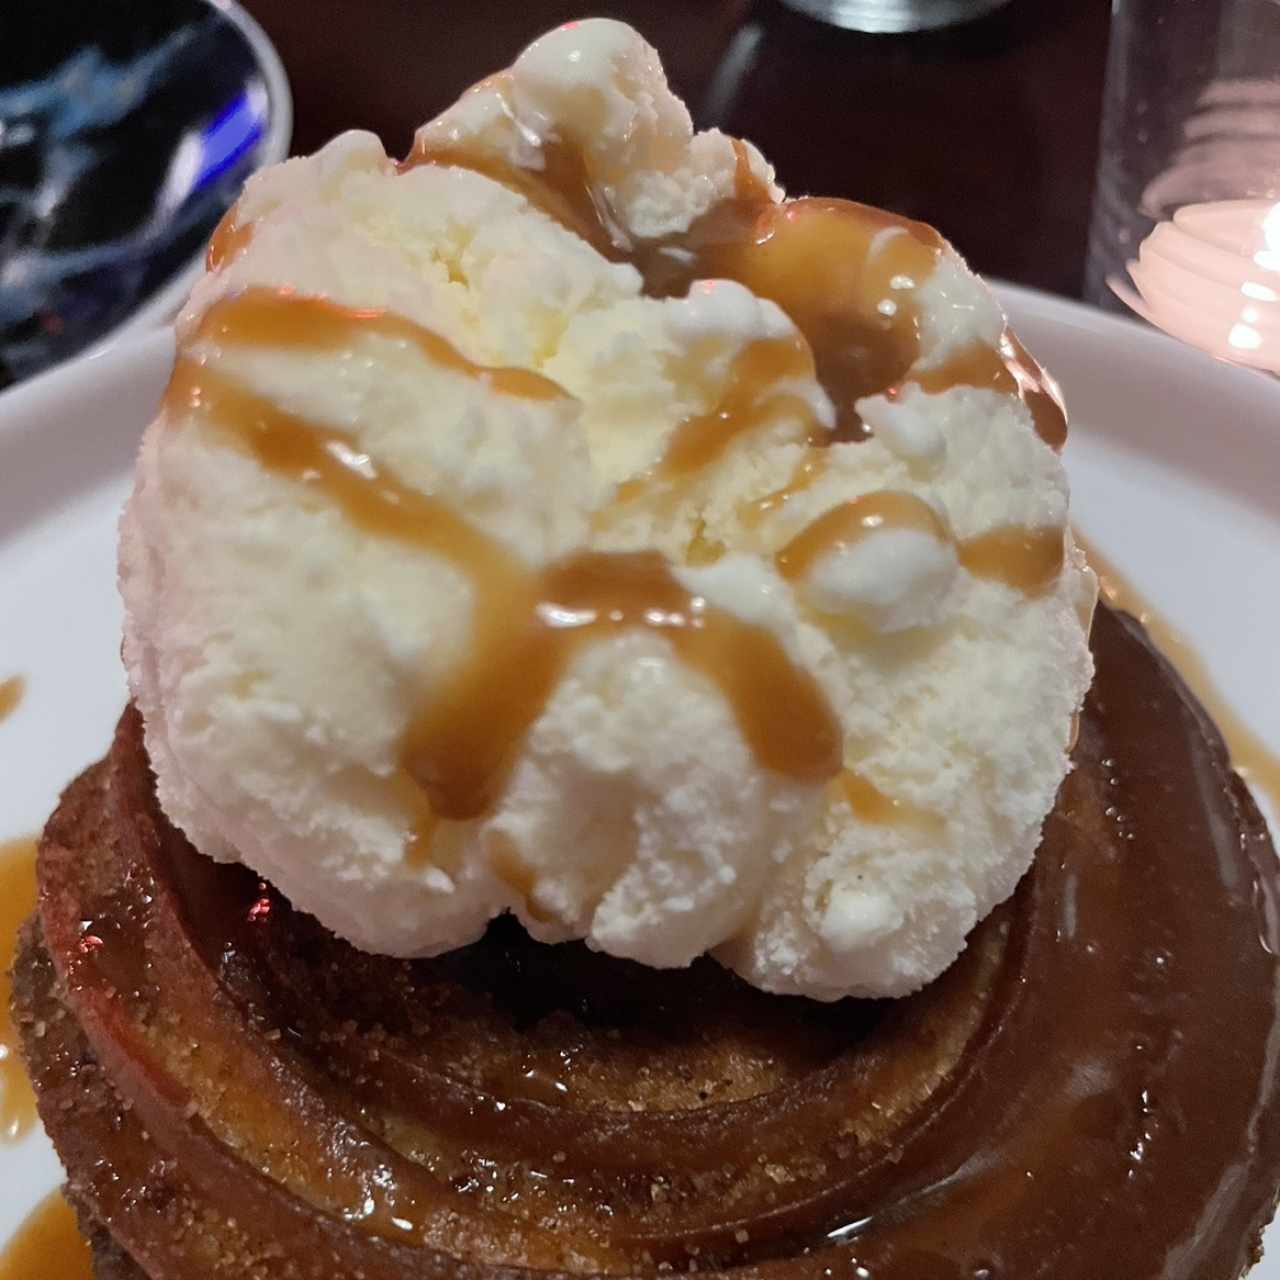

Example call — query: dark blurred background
[241,0,1111,297]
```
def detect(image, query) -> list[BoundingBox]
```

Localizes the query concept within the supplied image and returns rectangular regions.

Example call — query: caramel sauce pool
[0,1192,92,1280]
[0,838,37,1145]
[0,678,23,725]
[1079,534,1280,817]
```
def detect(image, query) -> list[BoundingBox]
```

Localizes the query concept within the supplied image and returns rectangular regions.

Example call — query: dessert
[120,18,1092,1001]
[9,18,1280,1280]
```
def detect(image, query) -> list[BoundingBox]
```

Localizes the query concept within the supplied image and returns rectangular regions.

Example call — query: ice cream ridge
[121,17,1095,1000]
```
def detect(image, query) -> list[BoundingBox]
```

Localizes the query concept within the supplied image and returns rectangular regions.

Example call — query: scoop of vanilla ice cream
[120,18,1094,999]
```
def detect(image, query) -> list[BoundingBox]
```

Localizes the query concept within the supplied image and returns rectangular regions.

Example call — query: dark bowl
[0,0,291,391]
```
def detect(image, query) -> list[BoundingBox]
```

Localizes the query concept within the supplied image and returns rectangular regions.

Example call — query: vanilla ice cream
[119,18,1095,999]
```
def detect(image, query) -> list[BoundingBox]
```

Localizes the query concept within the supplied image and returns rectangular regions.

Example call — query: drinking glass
[775,0,1011,34]
[1085,0,1280,372]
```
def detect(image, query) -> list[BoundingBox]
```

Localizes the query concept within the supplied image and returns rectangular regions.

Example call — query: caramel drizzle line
[197,287,565,401]
[176,290,843,837]
[775,490,1065,599]
[776,492,948,582]
[743,454,827,527]
[0,676,24,725]
[1005,332,1068,452]
[207,203,254,272]
[912,331,1067,451]
[834,770,942,831]
[685,197,943,444]
[729,138,773,204]
[649,334,820,477]
[401,73,625,261]
[772,493,1062,830]
[956,526,1066,596]
[613,332,827,509]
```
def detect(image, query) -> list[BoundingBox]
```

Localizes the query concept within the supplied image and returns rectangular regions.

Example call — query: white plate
[0,286,1277,1265]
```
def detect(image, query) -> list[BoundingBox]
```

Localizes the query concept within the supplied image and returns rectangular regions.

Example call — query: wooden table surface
[241,0,1112,298]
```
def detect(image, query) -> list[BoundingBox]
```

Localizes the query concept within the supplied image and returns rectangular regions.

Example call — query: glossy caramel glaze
[956,525,1066,597]
[14,606,1280,1279]
[913,333,1067,451]
[614,332,824,506]
[773,495,1063,599]
[0,1192,92,1280]
[0,837,37,1143]
[776,491,947,581]
[403,109,1063,449]
[833,770,941,832]
[205,204,254,272]
[402,75,624,260]
[193,287,567,402]
[647,197,942,444]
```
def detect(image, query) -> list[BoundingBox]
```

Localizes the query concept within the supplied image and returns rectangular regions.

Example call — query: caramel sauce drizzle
[646,197,942,444]
[614,331,825,508]
[0,837,38,1144]
[743,454,828,527]
[1004,333,1068,451]
[1077,533,1280,818]
[174,292,842,829]
[776,491,947,582]
[385,768,443,866]
[0,676,23,724]
[196,288,566,402]
[643,333,819,479]
[834,770,942,831]
[182,105,1075,843]
[397,82,1068,601]
[488,839,554,923]
[913,332,1067,451]
[0,1191,92,1280]
[730,139,771,204]
[207,204,255,272]
[957,525,1066,597]
[677,199,1063,448]
[401,74,624,260]
[775,493,1064,599]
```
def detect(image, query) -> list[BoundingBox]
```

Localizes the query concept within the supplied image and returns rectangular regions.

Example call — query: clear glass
[776,0,1010,34]
[1085,0,1280,370]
